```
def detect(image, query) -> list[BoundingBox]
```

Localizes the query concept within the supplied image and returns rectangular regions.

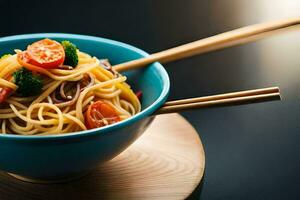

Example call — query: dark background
[1,0,299,199]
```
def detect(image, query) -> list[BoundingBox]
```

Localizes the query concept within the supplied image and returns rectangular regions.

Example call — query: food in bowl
[0,38,142,135]
[0,33,169,181]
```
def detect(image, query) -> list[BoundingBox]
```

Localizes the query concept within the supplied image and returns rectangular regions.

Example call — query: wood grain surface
[0,114,205,200]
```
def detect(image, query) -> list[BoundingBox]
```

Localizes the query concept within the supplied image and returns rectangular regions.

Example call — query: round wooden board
[0,114,205,200]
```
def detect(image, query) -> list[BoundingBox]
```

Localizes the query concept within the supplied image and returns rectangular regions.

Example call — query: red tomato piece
[19,38,65,69]
[85,101,121,129]
[0,88,12,103]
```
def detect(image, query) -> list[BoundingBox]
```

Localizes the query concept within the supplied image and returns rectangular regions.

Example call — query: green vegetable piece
[61,41,78,67]
[0,54,11,61]
[13,68,43,97]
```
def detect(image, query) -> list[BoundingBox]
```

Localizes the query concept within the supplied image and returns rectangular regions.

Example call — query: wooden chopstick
[114,18,300,72]
[156,89,281,115]
[164,87,280,106]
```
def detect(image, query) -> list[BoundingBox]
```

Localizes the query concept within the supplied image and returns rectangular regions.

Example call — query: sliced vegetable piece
[85,100,120,129]
[17,51,47,73]
[0,54,11,61]
[21,38,65,69]
[0,88,12,103]
[135,90,143,101]
[116,82,140,112]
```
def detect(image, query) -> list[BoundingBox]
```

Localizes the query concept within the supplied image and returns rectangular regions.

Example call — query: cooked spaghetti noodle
[0,39,141,135]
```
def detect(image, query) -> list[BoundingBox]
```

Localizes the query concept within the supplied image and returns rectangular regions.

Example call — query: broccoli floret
[61,41,78,67]
[13,68,43,97]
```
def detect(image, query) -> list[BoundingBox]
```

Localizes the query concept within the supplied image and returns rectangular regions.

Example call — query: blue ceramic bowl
[0,33,170,182]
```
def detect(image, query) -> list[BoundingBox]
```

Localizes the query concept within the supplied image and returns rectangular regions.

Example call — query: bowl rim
[0,33,170,140]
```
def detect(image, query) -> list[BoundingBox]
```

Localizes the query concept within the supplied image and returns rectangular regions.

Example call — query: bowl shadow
[0,167,139,200]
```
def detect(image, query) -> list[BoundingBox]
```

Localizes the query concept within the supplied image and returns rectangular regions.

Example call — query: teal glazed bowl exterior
[0,34,170,181]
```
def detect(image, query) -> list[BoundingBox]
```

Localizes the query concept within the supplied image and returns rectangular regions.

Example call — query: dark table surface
[1,0,299,199]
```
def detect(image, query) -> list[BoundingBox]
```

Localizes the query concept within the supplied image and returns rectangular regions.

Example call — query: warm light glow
[211,0,300,86]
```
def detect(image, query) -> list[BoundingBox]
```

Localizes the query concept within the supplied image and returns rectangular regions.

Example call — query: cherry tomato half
[18,39,65,69]
[85,101,121,129]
